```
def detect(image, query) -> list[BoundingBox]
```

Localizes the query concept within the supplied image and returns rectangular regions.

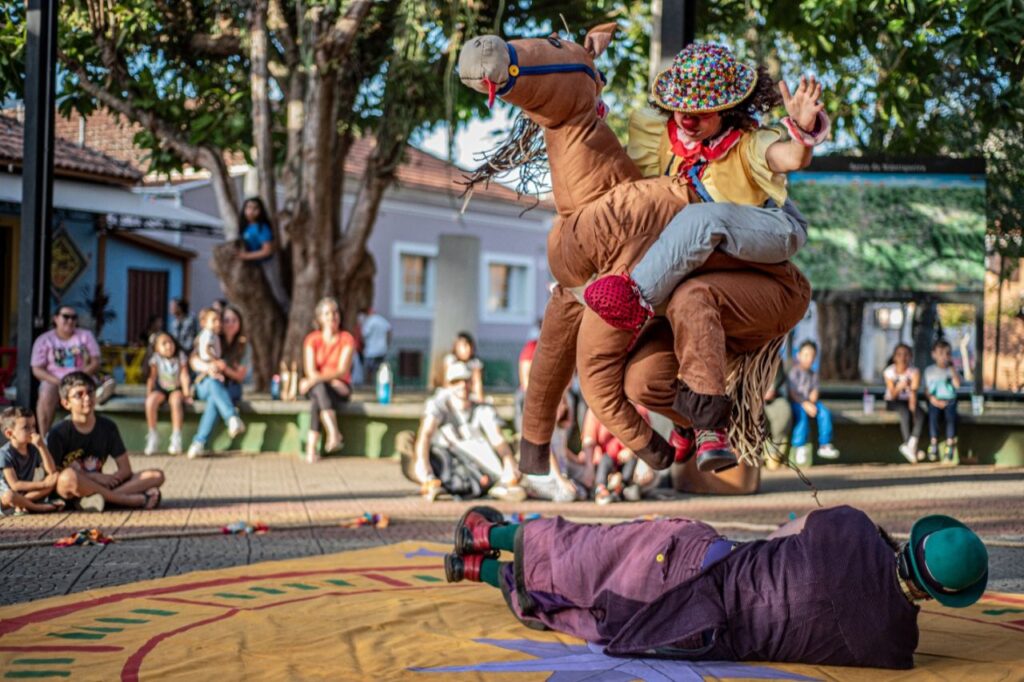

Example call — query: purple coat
[506,506,919,669]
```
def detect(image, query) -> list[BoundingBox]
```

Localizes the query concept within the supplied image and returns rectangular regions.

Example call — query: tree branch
[320,0,374,62]
[185,31,243,57]
[65,60,241,237]
[338,135,405,281]
[249,0,277,218]
[269,0,299,68]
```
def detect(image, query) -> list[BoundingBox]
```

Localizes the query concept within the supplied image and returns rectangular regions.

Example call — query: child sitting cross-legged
[144,332,192,455]
[48,372,165,512]
[0,406,64,515]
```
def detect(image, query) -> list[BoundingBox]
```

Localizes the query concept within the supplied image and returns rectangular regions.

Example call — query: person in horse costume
[458,24,811,479]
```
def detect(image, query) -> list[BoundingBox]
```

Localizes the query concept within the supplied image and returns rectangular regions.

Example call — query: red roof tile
[344,136,549,209]
[0,112,142,185]
[11,107,551,210]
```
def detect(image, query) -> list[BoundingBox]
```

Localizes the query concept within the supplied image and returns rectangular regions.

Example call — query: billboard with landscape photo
[788,157,986,293]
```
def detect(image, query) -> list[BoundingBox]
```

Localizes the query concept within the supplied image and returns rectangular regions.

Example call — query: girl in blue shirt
[237,197,290,308]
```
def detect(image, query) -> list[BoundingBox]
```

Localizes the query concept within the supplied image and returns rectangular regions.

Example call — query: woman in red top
[301,297,355,463]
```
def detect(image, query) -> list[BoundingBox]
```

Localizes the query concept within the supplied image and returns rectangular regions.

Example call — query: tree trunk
[815,295,864,381]
[340,252,376,332]
[211,243,286,389]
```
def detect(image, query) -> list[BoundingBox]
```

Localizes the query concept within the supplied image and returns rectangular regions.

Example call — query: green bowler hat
[909,515,988,608]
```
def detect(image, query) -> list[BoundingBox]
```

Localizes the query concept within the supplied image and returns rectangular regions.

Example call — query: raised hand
[779,75,824,132]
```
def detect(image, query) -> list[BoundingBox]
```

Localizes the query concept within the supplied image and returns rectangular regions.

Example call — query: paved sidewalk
[1,455,1021,605]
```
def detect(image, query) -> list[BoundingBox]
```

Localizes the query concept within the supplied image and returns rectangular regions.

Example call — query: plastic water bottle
[376,362,392,405]
[270,374,281,400]
[862,388,875,414]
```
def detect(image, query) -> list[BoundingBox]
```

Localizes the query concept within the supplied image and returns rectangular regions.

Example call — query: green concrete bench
[96,393,515,458]
[783,400,1024,467]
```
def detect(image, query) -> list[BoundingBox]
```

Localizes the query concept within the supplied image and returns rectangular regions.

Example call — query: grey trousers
[631,199,808,307]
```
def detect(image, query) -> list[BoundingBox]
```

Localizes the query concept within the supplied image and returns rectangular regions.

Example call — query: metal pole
[651,0,699,82]
[16,0,57,410]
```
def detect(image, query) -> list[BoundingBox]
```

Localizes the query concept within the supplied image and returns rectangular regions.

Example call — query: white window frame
[391,241,438,320]
[479,251,536,324]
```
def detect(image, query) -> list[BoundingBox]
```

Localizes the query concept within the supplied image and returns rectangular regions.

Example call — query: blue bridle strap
[495,42,606,97]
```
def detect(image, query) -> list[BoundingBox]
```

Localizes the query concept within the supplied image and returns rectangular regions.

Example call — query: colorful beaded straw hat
[651,42,757,114]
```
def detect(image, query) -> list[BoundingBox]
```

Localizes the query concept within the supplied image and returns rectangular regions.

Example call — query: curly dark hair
[653,65,782,132]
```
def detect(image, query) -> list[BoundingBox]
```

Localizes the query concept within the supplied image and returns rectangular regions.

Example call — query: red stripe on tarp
[0,564,439,636]
[361,573,410,587]
[121,609,239,682]
[0,645,124,653]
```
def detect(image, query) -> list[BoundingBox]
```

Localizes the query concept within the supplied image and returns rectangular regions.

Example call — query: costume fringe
[725,336,784,467]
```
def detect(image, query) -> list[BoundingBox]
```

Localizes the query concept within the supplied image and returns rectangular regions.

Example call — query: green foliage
[789,181,986,291]
[2,1,1021,267]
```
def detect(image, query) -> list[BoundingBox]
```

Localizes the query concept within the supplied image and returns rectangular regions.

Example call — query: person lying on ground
[444,504,988,669]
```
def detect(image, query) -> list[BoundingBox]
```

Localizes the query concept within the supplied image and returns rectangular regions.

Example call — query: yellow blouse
[626,106,788,206]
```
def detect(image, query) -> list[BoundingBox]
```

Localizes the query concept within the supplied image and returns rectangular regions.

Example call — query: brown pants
[670,260,810,429]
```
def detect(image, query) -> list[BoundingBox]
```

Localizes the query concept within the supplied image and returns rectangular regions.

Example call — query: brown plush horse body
[459,26,809,491]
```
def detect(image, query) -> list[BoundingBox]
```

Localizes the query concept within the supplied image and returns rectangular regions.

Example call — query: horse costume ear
[584,22,617,58]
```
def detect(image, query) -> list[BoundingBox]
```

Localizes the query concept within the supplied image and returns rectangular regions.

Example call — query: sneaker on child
[168,431,183,456]
[78,493,105,513]
[898,439,917,464]
[144,429,160,456]
[817,443,840,459]
[793,444,812,466]
[95,377,116,404]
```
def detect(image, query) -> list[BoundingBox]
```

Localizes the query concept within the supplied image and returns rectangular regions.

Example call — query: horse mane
[458,111,549,213]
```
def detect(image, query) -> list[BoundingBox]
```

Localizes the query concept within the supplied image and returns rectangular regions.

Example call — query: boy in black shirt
[48,372,164,511]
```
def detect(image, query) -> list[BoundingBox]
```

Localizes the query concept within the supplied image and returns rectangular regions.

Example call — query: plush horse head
[459,24,643,216]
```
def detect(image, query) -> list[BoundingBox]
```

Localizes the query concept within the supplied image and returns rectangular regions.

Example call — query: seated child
[585,406,649,505]
[195,308,225,381]
[787,341,839,465]
[924,340,961,462]
[48,372,165,512]
[0,406,64,514]
[144,332,192,456]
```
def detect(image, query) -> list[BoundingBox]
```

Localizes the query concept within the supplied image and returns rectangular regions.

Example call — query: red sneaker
[454,506,506,556]
[583,274,654,332]
[670,427,696,464]
[695,428,738,473]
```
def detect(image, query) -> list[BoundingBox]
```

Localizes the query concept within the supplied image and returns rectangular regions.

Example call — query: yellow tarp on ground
[0,541,1021,681]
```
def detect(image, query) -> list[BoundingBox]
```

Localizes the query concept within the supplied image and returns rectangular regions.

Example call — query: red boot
[454,506,506,556]
[444,553,485,583]
[695,428,738,473]
[583,274,654,333]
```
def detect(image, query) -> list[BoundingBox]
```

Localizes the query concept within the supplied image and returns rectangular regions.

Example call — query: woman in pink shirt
[30,306,109,433]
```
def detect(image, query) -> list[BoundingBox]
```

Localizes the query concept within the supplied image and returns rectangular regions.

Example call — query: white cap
[446,362,472,384]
